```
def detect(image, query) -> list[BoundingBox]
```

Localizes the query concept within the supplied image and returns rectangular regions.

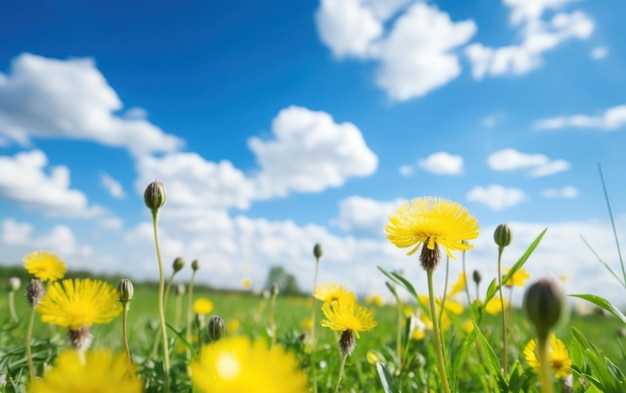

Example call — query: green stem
[462,250,472,306]
[186,270,197,363]
[427,269,451,393]
[8,291,18,323]
[175,291,183,329]
[497,247,508,373]
[163,272,176,314]
[439,256,450,329]
[333,352,348,393]
[121,303,136,379]
[151,210,170,393]
[269,289,278,347]
[395,294,403,368]
[26,307,37,381]
[311,257,320,393]
[537,337,554,393]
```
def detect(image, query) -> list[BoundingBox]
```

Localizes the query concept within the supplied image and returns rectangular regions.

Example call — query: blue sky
[1,0,625,306]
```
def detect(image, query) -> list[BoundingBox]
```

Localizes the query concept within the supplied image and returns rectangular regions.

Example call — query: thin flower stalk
[427,269,452,393]
[310,245,322,393]
[497,248,508,373]
[121,302,135,379]
[8,289,19,323]
[333,352,348,393]
[537,337,555,393]
[186,267,198,363]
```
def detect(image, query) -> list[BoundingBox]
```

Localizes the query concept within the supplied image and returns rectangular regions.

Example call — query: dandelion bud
[144,180,167,212]
[177,283,186,296]
[8,277,21,292]
[207,315,225,342]
[68,325,93,352]
[313,243,323,259]
[117,278,134,304]
[26,278,45,307]
[494,223,512,249]
[524,278,564,340]
[191,259,200,272]
[472,270,482,285]
[172,257,186,273]
[338,329,356,357]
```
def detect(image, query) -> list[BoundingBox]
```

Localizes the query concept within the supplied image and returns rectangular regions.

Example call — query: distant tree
[264,265,300,296]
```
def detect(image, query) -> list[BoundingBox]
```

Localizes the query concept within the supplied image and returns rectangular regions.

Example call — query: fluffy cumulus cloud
[100,172,126,199]
[534,105,626,131]
[488,148,570,177]
[418,151,463,175]
[249,106,378,196]
[466,184,526,210]
[335,196,402,235]
[0,150,103,217]
[466,0,594,78]
[0,53,183,155]
[315,1,476,100]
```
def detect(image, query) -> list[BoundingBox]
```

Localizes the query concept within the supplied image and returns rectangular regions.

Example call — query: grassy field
[1,272,626,393]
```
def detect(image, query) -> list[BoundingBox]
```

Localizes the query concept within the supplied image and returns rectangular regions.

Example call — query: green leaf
[471,321,507,389]
[166,322,194,352]
[569,293,626,325]
[376,362,400,393]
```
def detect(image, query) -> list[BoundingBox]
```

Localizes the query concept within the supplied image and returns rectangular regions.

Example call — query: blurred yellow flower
[302,317,313,331]
[523,334,572,379]
[463,320,474,333]
[194,298,214,315]
[504,267,530,287]
[28,349,142,393]
[418,295,464,331]
[321,299,377,338]
[365,294,384,307]
[23,251,66,282]
[191,336,308,393]
[485,297,509,315]
[385,197,479,259]
[241,278,251,289]
[226,319,240,334]
[313,283,355,304]
[37,278,121,330]
[448,273,467,298]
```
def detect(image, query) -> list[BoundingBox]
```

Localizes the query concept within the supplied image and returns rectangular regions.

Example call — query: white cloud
[0,218,92,257]
[466,184,526,210]
[482,112,505,128]
[249,106,378,196]
[398,165,414,176]
[0,150,103,218]
[418,151,463,175]
[466,0,594,78]
[315,2,476,100]
[0,53,183,156]
[100,172,126,199]
[124,107,149,120]
[534,105,626,131]
[488,148,570,177]
[542,186,579,198]
[590,46,608,60]
[99,217,124,230]
[335,196,402,234]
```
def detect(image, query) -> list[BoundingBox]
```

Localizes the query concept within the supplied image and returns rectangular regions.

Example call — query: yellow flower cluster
[523,334,572,379]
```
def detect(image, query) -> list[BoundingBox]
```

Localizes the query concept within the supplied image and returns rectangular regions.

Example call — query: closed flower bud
[26,278,45,307]
[208,315,225,342]
[8,276,21,292]
[117,278,134,304]
[472,270,482,285]
[338,329,356,357]
[172,257,185,273]
[191,259,200,272]
[524,278,564,340]
[494,223,512,249]
[68,325,93,352]
[144,181,167,212]
[313,243,323,259]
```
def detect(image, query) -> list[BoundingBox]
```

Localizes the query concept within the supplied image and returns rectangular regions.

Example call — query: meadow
[1,184,626,393]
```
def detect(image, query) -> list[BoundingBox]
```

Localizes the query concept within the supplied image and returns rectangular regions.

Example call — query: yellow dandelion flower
[448,273,467,298]
[463,320,474,333]
[504,267,530,287]
[321,299,377,338]
[28,349,142,393]
[313,283,355,304]
[523,334,572,379]
[226,319,240,334]
[485,296,509,315]
[386,197,479,260]
[365,294,384,307]
[191,336,308,393]
[23,251,66,282]
[194,298,214,315]
[241,278,251,289]
[418,294,464,331]
[37,278,122,330]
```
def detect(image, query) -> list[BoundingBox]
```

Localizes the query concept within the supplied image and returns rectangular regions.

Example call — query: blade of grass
[580,235,625,288]
[598,164,625,285]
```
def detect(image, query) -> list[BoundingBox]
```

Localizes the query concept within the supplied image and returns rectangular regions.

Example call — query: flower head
[485,296,509,315]
[23,251,66,282]
[386,197,479,270]
[28,349,142,393]
[191,336,308,393]
[314,283,355,304]
[37,278,122,330]
[194,298,214,315]
[321,299,377,338]
[241,278,251,289]
[524,334,572,379]
[504,267,530,287]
